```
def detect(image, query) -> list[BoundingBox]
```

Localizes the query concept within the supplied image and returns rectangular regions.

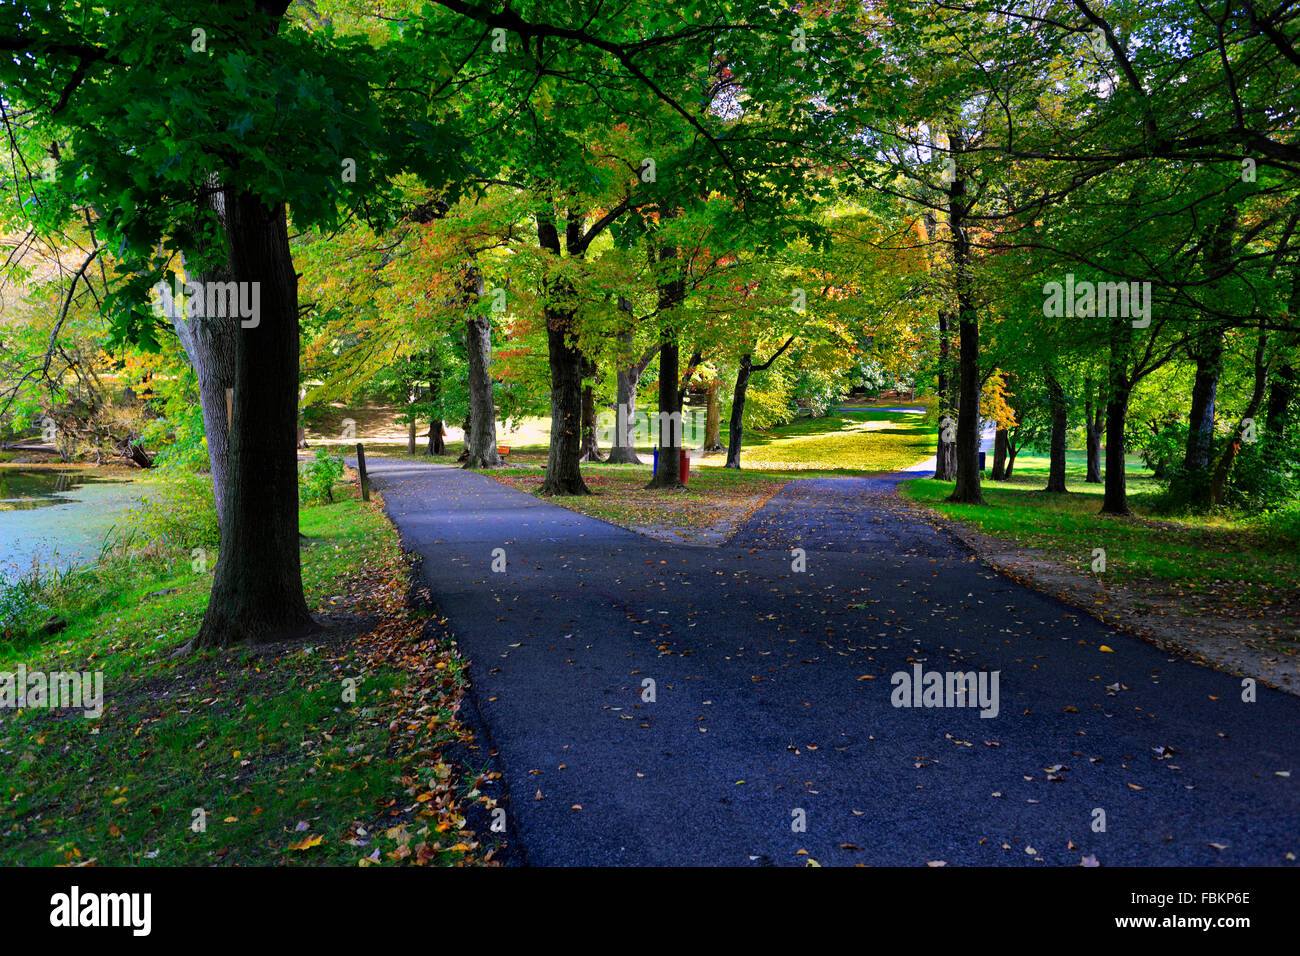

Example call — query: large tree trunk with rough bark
[647,228,685,489]
[456,412,471,462]
[1084,375,1104,483]
[463,263,502,469]
[1045,371,1068,493]
[536,211,588,494]
[648,330,684,487]
[703,381,723,452]
[1174,327,1224,506]
[579,354,603,462]
[1101,319,1134,515]
[991,427,1008,480]
[607,317,658,465]
[1177,210,1238,505]
[949,309,983,503]
[195,190,314,648]
[169,256,237,536]
[608,364,642,464]
[542,317,588,492]
[945,129,983,503]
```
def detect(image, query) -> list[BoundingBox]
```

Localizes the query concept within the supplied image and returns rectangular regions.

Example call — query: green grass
[901,450,1300,607]
[493,460,788,539]
[369,406,936,479]
[485,407,935,538]
[0,488,491,866]
[734,408,933,475]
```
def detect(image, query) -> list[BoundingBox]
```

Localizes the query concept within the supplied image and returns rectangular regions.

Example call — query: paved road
[362,458,1299,867]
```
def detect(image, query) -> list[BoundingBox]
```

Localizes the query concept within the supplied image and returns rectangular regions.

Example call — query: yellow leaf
[289,834,324,851]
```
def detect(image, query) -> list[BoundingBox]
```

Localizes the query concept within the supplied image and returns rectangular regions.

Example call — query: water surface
[0,468,139,581]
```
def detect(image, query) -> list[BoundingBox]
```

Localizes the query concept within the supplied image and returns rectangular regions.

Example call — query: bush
[1135,421,1187,480]
[1257,499,1300,547]
[299,447,345,504]
[1224,437,1300,511]
[133,469,221,550]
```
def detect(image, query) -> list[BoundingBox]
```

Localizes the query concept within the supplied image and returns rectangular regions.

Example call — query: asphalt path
[361,457,1299,867]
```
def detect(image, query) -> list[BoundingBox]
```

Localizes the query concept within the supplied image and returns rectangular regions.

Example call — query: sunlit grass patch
[902,452,1300,603]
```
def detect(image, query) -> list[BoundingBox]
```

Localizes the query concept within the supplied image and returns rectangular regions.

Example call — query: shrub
[133,468,221,550]
[299,447,345,505]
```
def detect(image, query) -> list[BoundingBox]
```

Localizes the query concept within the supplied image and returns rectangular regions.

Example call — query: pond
[0,468,140,582]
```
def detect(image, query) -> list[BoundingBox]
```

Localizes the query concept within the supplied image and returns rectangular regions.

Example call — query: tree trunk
[607,363,642,464]
[407,385,418,455]
[647,228,685,489]
[456,413,471,462]
[463,264,502,469]
[945,128,983,503]
[1260,269,1298,467]
[991,427,1008,480]
[540,318,587,492]
[1209,330,1270,506]
[579,354,604,462]
[1263,360,1296,458]
[607,363,643,463]
[725,355,752,470]
[535,210,588,494]
[948,311,983,502]
[606,316,658,465]
[195,190,314,648]
[1045,370,1068,493]
[1174,326,1224,506]
[171,254,237,537]
[702,381,723,452]
[1084,375,1104,483]
[934,307,957,480]
[1180,210,1237,505]
[1005,444,1018,478]
[427,348,446,456]
[1101,319,1134,515]
[648,332,683,487]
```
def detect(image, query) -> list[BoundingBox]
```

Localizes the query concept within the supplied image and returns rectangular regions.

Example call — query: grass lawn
[0,482,499,866]
[487,407,936,540]
[901,451,1300,613]
[732,407,934,475]
[493,461,789,543]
